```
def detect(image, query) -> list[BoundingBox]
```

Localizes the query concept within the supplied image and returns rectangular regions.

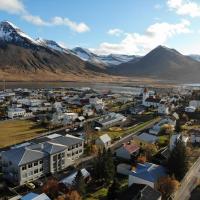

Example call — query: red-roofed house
[115,143,140,160]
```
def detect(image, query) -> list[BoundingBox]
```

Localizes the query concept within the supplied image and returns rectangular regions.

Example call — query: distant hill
[109,45,200,82]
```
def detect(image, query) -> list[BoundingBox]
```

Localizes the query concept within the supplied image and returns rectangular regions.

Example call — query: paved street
[173,156,200,200]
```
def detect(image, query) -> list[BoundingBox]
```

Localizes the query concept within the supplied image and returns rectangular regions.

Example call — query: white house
[7,108,26,119]
[185,106,196,113]
[189,100,200,109]
[95,134,112,149]
[128,162,166,188]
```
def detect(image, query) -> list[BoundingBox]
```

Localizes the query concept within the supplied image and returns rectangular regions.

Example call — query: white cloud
[51,17,90,33]
[108,28,123,36]
[91,20,191,55]
[167,0,200,17]
[0,0,25,14]
[22,14,49,26]
[0,0,90,33]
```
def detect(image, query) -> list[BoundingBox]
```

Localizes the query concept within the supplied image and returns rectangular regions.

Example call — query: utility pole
[3,79,6,91]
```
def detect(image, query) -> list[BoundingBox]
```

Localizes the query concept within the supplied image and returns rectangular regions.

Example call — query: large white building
[1,134,84,185]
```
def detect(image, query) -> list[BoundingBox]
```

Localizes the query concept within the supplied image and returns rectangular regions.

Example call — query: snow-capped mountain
[0,21,39,47]
[72,47,139,66]
[98,54,139,65]
[0,20,105,79]
[36,38,71,54]
[71,47,106,66]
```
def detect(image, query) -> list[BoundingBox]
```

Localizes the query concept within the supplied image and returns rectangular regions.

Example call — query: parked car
[25,182,35,189]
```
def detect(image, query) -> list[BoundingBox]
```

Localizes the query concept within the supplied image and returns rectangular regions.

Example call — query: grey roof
[43,142,66,154]
[2,147,47,166]
[51,135,83,147]
[136,185,162,200]
[2,135,83,166]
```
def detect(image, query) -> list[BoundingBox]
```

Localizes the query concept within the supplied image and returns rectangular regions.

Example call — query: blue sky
[1,0,200,55]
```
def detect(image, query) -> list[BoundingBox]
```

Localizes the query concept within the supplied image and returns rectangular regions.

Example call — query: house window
[34,169,38,174]
[39,160,43,164]
[22,173,27,178]
[53,163,57,169]
[34,161,38,166]
[79,149,83,153]
[61,152,65,157]
[28,171,33,176]
[53,155,57,161]
[28,163,32,168]
[22,165,27,170]
[39,167,43,172]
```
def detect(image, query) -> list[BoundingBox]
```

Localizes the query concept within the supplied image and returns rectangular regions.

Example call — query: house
[143,98,161,108]
[189,100,200,109]
[1,134,84,185]
[129,106,145,115]
[149,118,176,136]
[128,162,166,188]
[7,108,26,119]
[169,134,189,151]
[136,133,158,144]
[115,143,140,160]
[185,106,196,113]
[158,101,169,115]
[21,193,51,200]
[117,163,132,176]
[94,112,126,129]
[95,134,112,149]
[133,185,162,200]
[60,168,90,186]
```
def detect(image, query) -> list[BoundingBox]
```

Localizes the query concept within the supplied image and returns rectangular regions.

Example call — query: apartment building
[7,108,26,119]
[1,134,84,185]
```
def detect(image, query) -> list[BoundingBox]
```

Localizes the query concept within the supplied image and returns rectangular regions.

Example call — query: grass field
[0,119,47,148]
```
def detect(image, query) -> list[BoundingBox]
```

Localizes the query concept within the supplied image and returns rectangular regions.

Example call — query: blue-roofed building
[21,192,51,200]
[128,162,166,188]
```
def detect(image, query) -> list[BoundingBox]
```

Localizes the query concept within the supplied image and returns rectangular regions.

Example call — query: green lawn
[85,177,128,200]
[85,187,108,200]
[0,119,47,148]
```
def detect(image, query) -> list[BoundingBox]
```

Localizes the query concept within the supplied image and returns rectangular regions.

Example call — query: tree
[175,119,181,133]
[103,148,115,185]
[137,155,147,164]
[65,190,82,200]
[42,178,59,199]
[73,170,86,196]
[168,141,188,181]
[157,176,179,199]
[107,178,120,200]
[92,148,115,185]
